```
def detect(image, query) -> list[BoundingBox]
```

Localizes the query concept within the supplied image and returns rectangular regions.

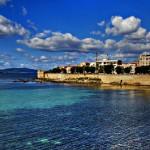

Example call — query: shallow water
[0,81,150,149]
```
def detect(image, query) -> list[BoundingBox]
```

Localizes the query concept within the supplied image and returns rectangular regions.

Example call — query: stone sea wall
[37,71,150,86]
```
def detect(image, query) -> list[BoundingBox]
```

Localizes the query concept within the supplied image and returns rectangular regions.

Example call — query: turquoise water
[0,83,91,111]
[0,81,150,149]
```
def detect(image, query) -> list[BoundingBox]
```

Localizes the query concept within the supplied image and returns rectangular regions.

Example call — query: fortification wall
[37,71,150,86]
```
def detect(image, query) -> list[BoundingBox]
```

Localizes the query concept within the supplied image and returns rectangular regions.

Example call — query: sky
[0,0,150,70]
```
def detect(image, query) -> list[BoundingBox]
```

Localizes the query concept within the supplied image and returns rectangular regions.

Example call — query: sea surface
[0,79,150,150]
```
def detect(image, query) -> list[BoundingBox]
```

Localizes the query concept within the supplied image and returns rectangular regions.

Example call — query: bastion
[37,70,150,86]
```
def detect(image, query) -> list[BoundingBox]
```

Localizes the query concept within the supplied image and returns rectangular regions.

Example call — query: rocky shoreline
[36,71,150,86]
[36,76,150,87]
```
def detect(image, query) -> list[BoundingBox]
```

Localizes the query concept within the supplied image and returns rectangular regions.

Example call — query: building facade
[37,70,45,78]
[79,62,90,67]
[138,52,150,66]
[122,62,137,74]
[96,59,121,68]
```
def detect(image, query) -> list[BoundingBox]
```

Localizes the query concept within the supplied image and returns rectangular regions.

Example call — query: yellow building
[139,52,150,66]
[37,70,45,79]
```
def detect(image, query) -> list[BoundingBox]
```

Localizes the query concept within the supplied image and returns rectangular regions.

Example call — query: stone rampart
[37,71,150,86]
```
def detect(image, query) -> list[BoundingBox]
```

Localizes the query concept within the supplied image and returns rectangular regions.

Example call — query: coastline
[36,72,150,86]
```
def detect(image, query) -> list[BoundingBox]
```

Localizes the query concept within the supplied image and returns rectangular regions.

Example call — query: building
[138,52,150,66]
[89,62,96,67]
[66,66,72,74]
[37,70,45,78]
[122,62,137,74]
[94,57,122,74]
[79,62,90,67]
[96,58,122,68]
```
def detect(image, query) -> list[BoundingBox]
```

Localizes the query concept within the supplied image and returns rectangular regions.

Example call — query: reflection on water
[0,81,150,149]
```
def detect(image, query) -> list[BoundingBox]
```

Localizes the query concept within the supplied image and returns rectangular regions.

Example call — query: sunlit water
[0,80,150,150]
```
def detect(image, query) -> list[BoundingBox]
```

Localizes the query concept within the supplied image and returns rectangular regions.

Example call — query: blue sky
[0,0,150,69]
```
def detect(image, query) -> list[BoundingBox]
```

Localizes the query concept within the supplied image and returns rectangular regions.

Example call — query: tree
[89,67,96,73]
[104,65,114,74]
[85,66,96,73]
[124,67,131,74]
[76,67,84,73]
[61,68,66,73]
[115,66,124,74]
[98,66,104,73]
[71,67,76,74]
[135,66,150,74]
[49,67,61,73]
[117,60,122,65]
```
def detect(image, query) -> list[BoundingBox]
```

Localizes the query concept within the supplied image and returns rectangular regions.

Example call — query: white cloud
[113,53,138,59]
[17,29,150,54]
[35,30,51,38]
[125,27,147,40]
[97,21,105,27]
[16,15,150,57]
[106,16,141,35]
[146,32,150,41]
[0,0,9,5]
[39,55,49,62]
[18,32,104,52]
[116,39,150,51]
[16,48,24,52]
[81,38,103,51]
[104,39,117,49]
[0,15,28,36]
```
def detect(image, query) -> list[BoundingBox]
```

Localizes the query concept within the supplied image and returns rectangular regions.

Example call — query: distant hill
[0,68,37,79]
[0,68,37,74]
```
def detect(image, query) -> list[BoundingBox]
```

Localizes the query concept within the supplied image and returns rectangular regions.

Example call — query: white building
[89,62,96,67]
[96,59,120,68]
[138,52,150,66]
[122,62,137,74]
[65,66,72,74]
[79,62,90,67]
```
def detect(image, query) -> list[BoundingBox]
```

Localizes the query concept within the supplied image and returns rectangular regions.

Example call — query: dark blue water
[0,80,150,150]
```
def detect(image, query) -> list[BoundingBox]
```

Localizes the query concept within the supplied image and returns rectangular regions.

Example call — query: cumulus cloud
[125,27,147,40]
[15,15,150,59]
[35,30,51,38]
[116,39,150,51]
[104,38,150,52]
[104,39,117,49]
[17,31,104,52]
[146,32,150,41]
[100,15,150,54]
[17,30,150,54]
[0,15,28,36]
[81,38,103,51]
[0,0,9,5]
[106,16,141,35]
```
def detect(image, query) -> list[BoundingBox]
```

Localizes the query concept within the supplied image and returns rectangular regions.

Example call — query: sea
[0,74,150,150]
